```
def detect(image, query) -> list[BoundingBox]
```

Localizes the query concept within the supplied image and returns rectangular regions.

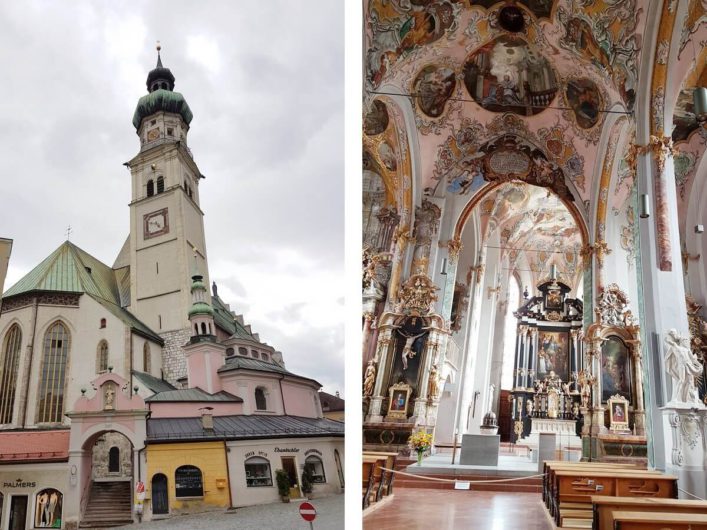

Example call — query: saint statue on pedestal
[664,328,704,406]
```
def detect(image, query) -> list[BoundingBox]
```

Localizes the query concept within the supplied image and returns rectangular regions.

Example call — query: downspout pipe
[278,375,288,415]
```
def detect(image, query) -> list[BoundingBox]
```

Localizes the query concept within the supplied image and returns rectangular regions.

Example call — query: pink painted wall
[186,349,223,393]
[149,401,243,418]
[281,380,320,418]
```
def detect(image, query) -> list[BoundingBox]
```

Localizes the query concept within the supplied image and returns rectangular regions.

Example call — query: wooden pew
[610,510,707,529]
[551,469,675,527]
[592,496,707,530]
[363,451,398,498]
[542,462,640,507]
[362,455,386,509]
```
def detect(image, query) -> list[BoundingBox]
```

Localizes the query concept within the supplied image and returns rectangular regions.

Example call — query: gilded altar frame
[387,382,412,419]
[607,394,630,433]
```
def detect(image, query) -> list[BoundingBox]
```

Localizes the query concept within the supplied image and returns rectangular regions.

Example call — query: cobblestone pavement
[111,494,344,530]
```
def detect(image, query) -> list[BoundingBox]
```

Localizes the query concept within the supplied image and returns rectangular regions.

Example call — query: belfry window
[37,321,70,424]
[96,340,108,373]
[0,324,22,424]
[255,387,267,411]
[175,465,203,497]
[156,176,165,194]
[147,179,154,197]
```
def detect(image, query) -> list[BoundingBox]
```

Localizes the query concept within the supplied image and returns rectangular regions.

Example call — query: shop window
[96,340,108,373]
[0,324,22,424]
[238,347,247,356]
[37,321,70,423]
[255,387,267,411]
[244,457,273,487]
[305,456,326,484]
[108,446,120,473]
[35,488,62,528]
[175,465,203,497]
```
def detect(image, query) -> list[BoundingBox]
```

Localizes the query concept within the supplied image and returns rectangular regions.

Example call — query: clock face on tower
[143,208,169,239]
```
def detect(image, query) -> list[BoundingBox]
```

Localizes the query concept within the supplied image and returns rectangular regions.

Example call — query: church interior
[362,0,707,527]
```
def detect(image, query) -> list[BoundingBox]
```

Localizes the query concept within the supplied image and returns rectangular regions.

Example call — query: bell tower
[126,44,210,382]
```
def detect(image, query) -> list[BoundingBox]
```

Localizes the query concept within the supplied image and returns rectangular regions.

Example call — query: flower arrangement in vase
[408,430,433,466]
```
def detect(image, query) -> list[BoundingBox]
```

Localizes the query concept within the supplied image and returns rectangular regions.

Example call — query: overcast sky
[0,1,345,397]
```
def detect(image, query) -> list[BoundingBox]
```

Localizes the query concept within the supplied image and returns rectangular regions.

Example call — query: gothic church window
[156,176,165,194]
[255,387,267,410]
[147,179,155,197]
[175,465,203,497]
[96,340,108,373]
[143,342,151,374]
[37,321,70,424]
[0,324,22,424]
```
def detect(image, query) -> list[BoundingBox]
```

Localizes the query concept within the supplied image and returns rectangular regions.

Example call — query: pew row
[609,510,707,530]
[591,496,707,530]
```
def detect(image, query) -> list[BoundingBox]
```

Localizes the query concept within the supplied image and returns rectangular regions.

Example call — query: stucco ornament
[395,273,439,315]
[595,283,633,327]
[664,329,704,406]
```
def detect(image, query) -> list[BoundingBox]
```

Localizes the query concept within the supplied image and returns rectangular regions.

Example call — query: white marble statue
[664,328,704,406]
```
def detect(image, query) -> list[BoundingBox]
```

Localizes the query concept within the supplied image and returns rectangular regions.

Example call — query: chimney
[200,407,214,431]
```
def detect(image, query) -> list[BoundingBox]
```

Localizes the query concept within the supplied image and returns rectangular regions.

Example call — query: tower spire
[156,40,163,68]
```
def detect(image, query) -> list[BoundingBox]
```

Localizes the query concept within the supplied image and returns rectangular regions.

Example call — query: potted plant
[408,430,433,466]
[301,465,314,499]
[275,469,290,503]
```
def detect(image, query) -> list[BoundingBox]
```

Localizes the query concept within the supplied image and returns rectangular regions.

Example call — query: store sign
[3,479,37,488]
[305,449,322,456]
[244,450,269,458]
[274,447,300,453]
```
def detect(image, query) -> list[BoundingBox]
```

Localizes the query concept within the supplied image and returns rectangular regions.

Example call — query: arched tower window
[146,179,155,197]
[255,387,267,411]
[108,446,120,473]
[201,322,207,335]
[37,321,70,424]
[156,176,165,194]
[96,340,108,373]
[143,342,151,374]
[0,324,22,424]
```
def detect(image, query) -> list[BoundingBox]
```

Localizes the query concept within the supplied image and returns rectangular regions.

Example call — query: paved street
[111,494,344,530]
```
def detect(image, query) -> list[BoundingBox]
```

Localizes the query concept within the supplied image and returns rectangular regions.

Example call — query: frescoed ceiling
[364,0,648,206]
[478,182,583,290]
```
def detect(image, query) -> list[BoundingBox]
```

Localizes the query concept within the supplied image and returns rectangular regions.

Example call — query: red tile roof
[0,430,70,463]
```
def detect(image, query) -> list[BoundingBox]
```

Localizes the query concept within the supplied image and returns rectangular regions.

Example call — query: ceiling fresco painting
[565,78,602,129]
[462,35,559,116]
[413,64,457,117]
[364,99,390,136]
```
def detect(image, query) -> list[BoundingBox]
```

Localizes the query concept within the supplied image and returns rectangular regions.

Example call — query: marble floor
[363,489,554,530]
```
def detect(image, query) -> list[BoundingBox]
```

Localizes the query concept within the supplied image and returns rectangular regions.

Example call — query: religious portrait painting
[565,78,602,129]
[387,383,412,419]
[601,336,631,403]
[536,330,569,381]
[462,36,558,116]
[608,395,630,432]
[413,64,456,118]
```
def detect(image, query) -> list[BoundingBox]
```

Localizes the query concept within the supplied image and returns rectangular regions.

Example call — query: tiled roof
[2,241,163,344]
[0,430,70,463]
[217,356,321,387]
[132,370,177,394]
[145,387,243,403]
[319,391,345,412]
[147,414,344,442]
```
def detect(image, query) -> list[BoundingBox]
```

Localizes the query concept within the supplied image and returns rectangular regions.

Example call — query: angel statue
[664,329,704,406]
[363,361,377,397]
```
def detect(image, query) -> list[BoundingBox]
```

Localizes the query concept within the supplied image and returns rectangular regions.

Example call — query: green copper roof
[2,241,163,344]
[211,294,263,343]
[132,89,193,129]
[188,301,214,317]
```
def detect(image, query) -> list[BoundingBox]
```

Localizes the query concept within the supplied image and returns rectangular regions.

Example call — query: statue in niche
[526,398,534,416]
[664,329,704,406]
[104,384,116,410]
[427,364,439,400]
[578,370,594,408]
[363,361,376,397]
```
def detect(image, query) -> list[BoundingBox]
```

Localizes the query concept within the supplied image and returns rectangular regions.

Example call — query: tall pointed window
[156,176,165,194]
[0,325,22,424]
[37,321,70,424]
[143,342,151,374]
[96,340,108,373]
[146,179,155,197]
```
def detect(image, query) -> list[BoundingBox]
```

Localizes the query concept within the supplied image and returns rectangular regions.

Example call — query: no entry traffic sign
[299,501,317,524]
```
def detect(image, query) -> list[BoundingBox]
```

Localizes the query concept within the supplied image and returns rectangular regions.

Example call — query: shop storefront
[226,437,345,508]
[0,465,68,530]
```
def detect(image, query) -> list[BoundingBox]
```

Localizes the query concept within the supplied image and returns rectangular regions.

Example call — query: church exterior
[0,50,344,529]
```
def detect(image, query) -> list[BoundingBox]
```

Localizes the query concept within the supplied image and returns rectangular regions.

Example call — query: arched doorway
[151,473,169,515]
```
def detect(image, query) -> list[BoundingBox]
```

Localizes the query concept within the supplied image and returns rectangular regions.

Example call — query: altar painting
[536,330,568,381]
[601,336,631,403]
